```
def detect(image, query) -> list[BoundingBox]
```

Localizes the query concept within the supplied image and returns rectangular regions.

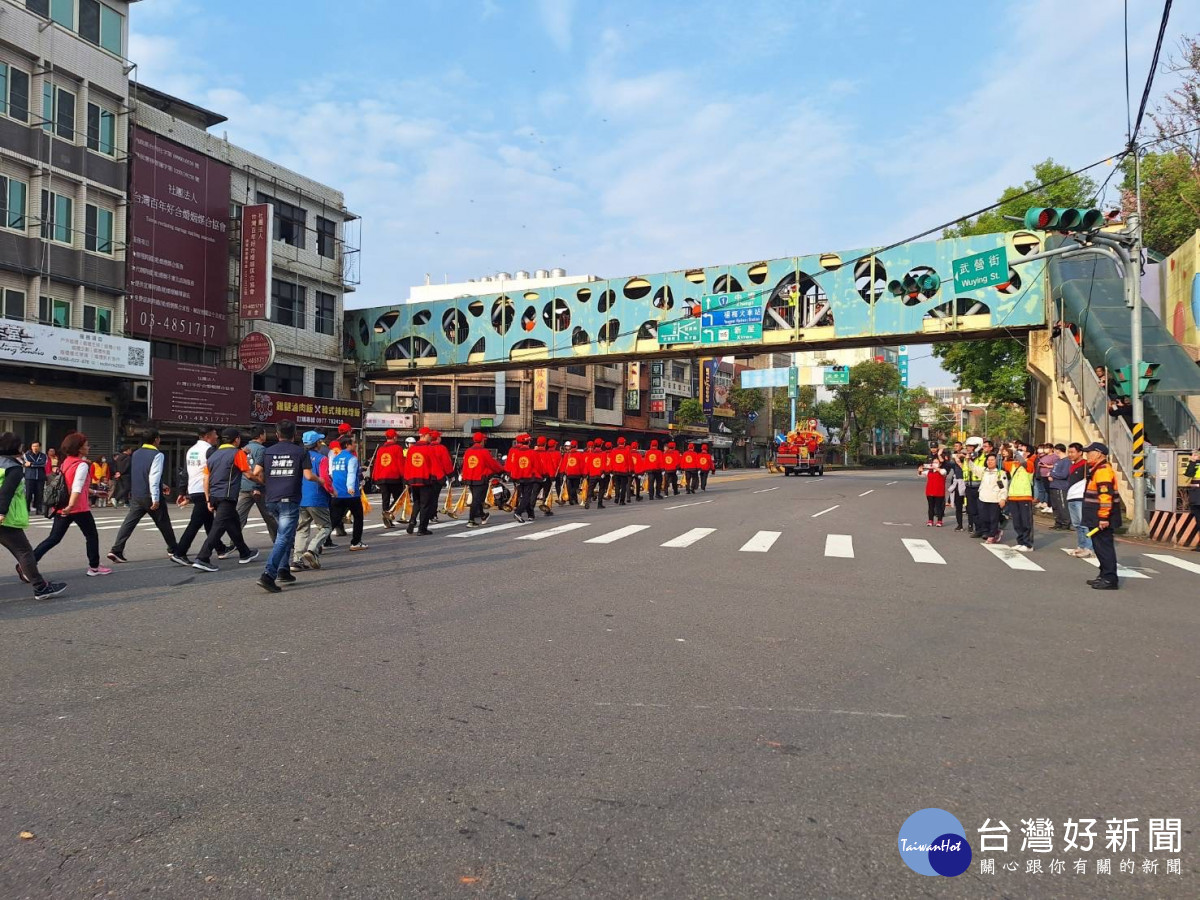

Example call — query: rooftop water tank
[550,267,566,277]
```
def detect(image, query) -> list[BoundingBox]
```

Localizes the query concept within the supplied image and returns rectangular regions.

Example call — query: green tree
[772,384,817,429]
[674,398,706,426]
[936,159,1096,405]
[829,360,900,461]
[727,387,765,419]
[981,403,1030,442]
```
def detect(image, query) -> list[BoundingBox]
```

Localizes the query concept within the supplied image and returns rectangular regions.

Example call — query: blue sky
[130,0,1182,386]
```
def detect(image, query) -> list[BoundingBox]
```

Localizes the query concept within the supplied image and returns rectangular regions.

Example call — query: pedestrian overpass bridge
[344,232,1051,376]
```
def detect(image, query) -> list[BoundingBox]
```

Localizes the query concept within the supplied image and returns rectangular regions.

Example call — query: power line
[1130,0,1173,145]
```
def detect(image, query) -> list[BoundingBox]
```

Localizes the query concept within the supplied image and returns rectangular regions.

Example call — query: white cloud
[537,0,577,52]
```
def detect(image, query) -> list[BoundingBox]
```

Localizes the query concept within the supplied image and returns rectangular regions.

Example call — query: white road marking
[824,534,854,558]
[451,521,526,538]
[586,524,651,544]
[739,531,781,553]
[426,519,470,530]
[902,538,946,565]
[1062,547,1151,579]
[886,481,899,485]
[752,487,780,494]
[594,701,907,719]
[859,490,874,496]
[983,543,1044,571]
[664,499,715,510]
[516,522,591,541]
[1144,553,1200,576]
[811,505,839,518]
[661,527,716,548]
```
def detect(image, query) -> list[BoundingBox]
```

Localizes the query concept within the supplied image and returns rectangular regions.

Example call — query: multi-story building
[0,0,141,456]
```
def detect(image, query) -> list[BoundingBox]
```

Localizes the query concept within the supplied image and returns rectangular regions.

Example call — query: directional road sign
[823,367,850,386]
[656,318,701,344]
[952,247,1008,293]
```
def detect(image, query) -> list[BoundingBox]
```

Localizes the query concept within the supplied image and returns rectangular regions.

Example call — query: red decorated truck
[776,428,825,476]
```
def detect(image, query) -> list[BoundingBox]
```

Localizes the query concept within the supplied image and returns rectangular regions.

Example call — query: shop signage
[239,204,273,320]
[238,331,275,374]
[249,392,363,430]
[0,320,150,377]
[150,360,251,423]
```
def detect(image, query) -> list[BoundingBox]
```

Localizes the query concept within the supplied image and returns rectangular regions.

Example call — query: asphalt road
[2,469,1199,898]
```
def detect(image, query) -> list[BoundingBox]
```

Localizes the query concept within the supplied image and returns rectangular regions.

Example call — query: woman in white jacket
[976,453,1009,543]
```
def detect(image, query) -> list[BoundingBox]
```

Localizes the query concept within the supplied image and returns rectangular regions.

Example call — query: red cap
[338,422,352,434]
[548,439,558,448]
[688,443,695,450]
[418,427,431,436]
[536,436,547,446]
[517,433,530,443]
[667,442,676,449]
[701,444,708,451]
[586,440,595,449]
[330,441,342,451]
[431,430,441,440]
[385,428,397,439]
[631,441,640,449]
[472,431,485,443]
[650,440,659,448]
[617,437,626,445]
[604,441,613,449]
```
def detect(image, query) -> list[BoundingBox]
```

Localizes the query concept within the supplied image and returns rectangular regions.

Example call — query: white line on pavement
[859,490,874,496]
[811,505,839,518]
[902,538,946,565]
[886,481,898,485]
[585,525,651,544]
[983,543,1044,571]
[1062,547,1151,579]
[739,530,781,553]
[451,521,526,538]
[664,500,715,510]
[1143,553,1200,576]
[661,527,716,548]
[752,487,779,494]
[594,701,907,719]
[824,534,854,558]
[427,519,470,531]
[516,522,591,541]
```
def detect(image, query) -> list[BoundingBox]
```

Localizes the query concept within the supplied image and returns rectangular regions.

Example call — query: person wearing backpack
[0,432,66,600]
[33,432,111,577]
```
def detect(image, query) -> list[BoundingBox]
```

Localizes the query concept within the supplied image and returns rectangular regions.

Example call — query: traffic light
[887,272,940,300]
[1023,207,1103,232]
[1112,362,1160,397]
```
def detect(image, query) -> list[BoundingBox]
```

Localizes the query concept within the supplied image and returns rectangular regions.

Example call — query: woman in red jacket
[919,453,949,527]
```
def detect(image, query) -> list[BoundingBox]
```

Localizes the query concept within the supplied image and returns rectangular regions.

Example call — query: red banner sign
[238,331,275,374]
[249,392,363,430]
[151,360,252,424]
[240,204,273,319]
[126,127,232,346]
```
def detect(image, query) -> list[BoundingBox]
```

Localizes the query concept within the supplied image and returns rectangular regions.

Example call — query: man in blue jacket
[292,431,334,571]
[1047,443,1072,530]
[329,434,367,551]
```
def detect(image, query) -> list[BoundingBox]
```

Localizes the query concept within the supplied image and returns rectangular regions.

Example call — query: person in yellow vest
[1003,451,1036,551]
[1082,442,1122,589]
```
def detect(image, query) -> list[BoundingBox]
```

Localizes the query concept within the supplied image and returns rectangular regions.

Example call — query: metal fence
[1146,393,1200,451]
[1057,334,1134,483]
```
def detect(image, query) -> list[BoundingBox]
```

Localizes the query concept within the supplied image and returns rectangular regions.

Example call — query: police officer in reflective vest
[1082,441,1122,590]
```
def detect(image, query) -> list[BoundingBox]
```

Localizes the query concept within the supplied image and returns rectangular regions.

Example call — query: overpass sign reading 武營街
[346,232,1047,376]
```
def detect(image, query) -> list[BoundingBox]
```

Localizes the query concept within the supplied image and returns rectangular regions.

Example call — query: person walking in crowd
[110,446,131,507]
[976,452,1009,543]
[562,440,584,505]
[257,420,319,594]
[506,433,539,523]
[662,442,680,496]
[237,425,278,542]
[403,429,436,535]
[698,444,714,491]
[944,448,965,531]
[172,425,229,566]
[90,455,111,506]
[1065,442,1093,558]
[682,443,700,494]
[1004,446,1037,551]
[330,433,367,550]
[645,440,664,500]
[583,440,605,509]
[629,441,644,501]
[919,453,948,526]
[32,432,111,577]
[22,440,47,517]
[292,431,334,571]
[1082,442,1121,589]
[461,432,502,527]
[1048,444,1072,530]
[371,429,405,529]
[192,428,260,572]
[611,438,633,505]
[41,448,59,517]
[107,429,181,564]
[427,430,453,523]
[1,432,66,600]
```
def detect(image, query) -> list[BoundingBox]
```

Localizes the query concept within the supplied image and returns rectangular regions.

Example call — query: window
[0,63,31,122]
[150,341,218,366]
[85,204,113,253]
[38,295,70,328]
[565,365,586,376]
[271,279,305,328]
[98,3,123,55]
[50,0,71,27]
[566,393,587,421]
[595,386,616,410]
[457,385,495,415]
[25,1,50,18]
[258,193,306,249]
[42,83,75,141]
[253,363,305,395]
[3,289,25,320]
[0,176,28,230]
[317,216,336,259]
[86,102,116,155]
[27,1,124,57]
[671,363,687,381]
[421,384,451,413]
[41,191,73,244]
[504,385,521,414]
[314,290,335,335]
[82,304,111,333]
[546,390,559,416]
[313,368,336,399]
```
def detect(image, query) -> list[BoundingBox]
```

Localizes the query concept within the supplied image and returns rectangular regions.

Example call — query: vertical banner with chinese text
[240,204,273,320]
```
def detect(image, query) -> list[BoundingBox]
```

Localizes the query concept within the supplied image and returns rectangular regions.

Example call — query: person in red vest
[535,437,556,515]
[402,428,436,535]
[662,442,680,496]
[551,439,567,498]
[682,443,700,494]
[599,441,615,504]
[610,437,634,505]
[505,433,539,523]
[425,430,454,523]
[584,440,606,509]
[629,441,644,502]
[371,429,405,528]
[460,432,503,527]
[698,443,714,492]
[562,441,585,505]
[644,440,664,500]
